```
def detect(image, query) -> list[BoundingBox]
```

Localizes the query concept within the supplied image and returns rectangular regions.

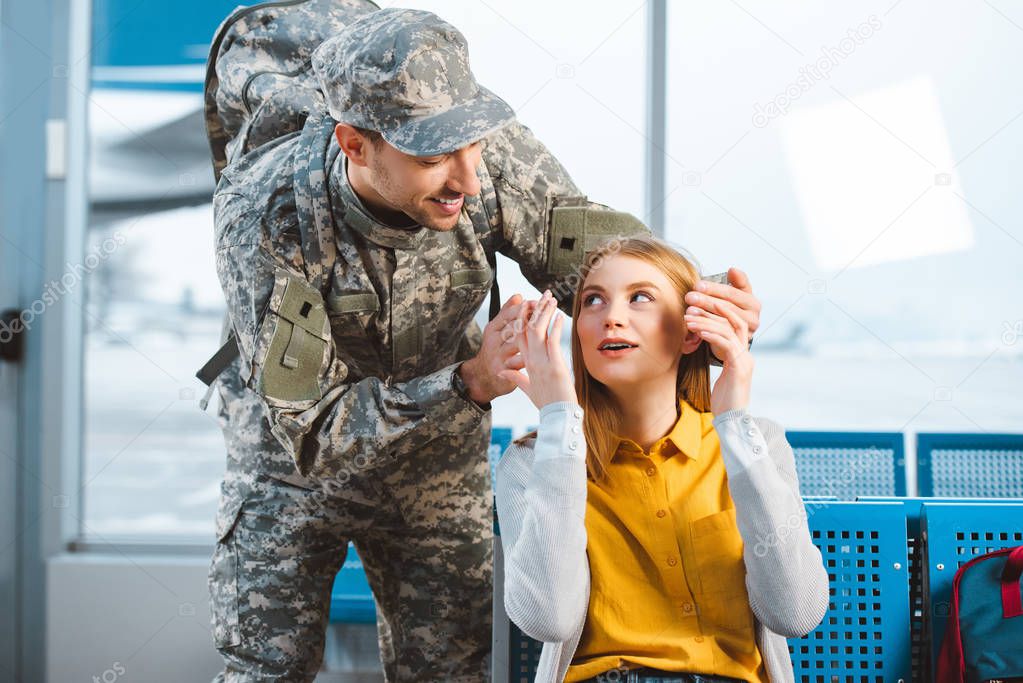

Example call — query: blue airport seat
[490,427,515,487]
[920,502,1023,676]
[787,501,911,683]
[490,426,514,535]
[786,431,906,499]
[916,432,1023,497]
[329,542,376,624]
[492,425,542,683]
[505,624,543,683]
[856,496,1023,681]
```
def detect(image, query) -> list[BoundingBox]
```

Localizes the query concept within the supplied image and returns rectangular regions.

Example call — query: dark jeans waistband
[581,668,747,683]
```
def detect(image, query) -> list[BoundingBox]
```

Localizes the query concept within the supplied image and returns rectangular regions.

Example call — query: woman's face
[576,254,699,392]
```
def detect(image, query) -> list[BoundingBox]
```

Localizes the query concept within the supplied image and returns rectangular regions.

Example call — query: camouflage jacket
[213,114,649,481]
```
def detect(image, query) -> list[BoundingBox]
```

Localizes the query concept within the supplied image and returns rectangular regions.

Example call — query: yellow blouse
[564,398,769,683]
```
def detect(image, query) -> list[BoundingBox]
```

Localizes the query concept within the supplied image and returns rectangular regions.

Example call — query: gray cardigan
[494,402,830,683]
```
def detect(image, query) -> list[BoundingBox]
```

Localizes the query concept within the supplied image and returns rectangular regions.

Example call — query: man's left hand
[684,266,761,343]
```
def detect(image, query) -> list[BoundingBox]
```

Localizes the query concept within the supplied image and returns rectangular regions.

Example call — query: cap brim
[383,86,516,156]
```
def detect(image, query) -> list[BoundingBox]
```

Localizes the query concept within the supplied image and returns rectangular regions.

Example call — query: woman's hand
[497,290,578,410]
[684,295,755,416]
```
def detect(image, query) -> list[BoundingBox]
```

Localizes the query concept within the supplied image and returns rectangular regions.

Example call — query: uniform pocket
[253,267,332,404]
[326,289,382,375]
[214,489,244,542]
[449,267,492,311]
[327,290,379,315]
[449,267,491,288]
[209,501,245,649]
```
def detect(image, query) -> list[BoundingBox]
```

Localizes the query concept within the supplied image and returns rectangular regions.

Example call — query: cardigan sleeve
[713,408,830,638]
[494,402,590,642]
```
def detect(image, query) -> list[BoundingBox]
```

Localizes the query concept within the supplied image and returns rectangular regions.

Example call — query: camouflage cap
[312,8,516,157]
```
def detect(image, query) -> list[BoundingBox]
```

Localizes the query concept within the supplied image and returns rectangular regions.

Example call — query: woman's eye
[582,294,602,306]
[632,291,653,303]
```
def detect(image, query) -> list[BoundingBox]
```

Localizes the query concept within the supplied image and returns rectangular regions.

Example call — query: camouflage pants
[208,418,494,682]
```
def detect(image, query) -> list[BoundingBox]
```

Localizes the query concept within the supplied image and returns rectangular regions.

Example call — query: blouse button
[746,428,756,437]
[573,408,583,418]
[667,557,678,567]
[753,445,762,454]
[694,635,705,643]
[645,466,656,477]
[656,509,666,518]
[681,602,693,613]
[742,415,752,424]
[569,441,578,450]
[571,425,581,434]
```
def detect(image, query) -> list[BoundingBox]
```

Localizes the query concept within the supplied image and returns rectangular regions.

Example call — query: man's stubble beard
[370,157,459,232]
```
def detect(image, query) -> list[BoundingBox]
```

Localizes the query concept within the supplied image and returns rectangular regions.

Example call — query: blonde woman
[495,235,828,683]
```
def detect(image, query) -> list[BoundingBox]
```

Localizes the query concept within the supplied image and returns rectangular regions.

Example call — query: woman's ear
[679,324,703,356]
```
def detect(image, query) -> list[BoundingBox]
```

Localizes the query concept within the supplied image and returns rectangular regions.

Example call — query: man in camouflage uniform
[208,7,762,682]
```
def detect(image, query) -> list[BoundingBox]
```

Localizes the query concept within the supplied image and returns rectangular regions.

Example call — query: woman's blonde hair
[514,234,711,480]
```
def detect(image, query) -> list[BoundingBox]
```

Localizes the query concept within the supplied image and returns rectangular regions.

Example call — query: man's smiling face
[336,124,482,231]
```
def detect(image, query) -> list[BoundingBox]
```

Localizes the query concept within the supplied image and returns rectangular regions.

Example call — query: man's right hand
[497,290,577,410]
[459,293,536,404]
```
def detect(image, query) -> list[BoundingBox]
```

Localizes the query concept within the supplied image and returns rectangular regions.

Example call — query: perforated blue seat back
[788,501,911,683]
[917,433,1023,497]
[787,431,906,500]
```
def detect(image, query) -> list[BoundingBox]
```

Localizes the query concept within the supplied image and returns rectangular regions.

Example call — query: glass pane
[83,0,238,540]
[666,1,1023,433]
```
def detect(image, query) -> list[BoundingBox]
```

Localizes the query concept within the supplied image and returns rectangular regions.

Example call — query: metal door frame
[2,0,90,679]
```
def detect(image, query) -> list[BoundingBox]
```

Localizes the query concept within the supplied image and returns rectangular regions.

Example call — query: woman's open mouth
[598,340,639,358]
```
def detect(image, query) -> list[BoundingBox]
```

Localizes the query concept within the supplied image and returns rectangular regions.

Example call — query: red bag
[936,544,1023,683]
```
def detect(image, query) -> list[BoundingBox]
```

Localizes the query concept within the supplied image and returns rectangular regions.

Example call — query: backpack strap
[197,312,236,409]
[203,3,248,184]
[485,248,501,321]
[1002,545,1023,618]
[463,165,505,322]
[293,109,340,296]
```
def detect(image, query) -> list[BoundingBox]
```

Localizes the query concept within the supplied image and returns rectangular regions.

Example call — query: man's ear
[335,124,370,168]
[679,325,703,356]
